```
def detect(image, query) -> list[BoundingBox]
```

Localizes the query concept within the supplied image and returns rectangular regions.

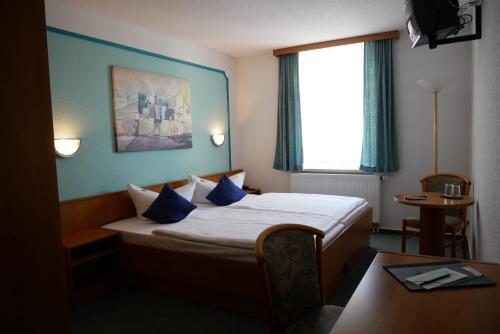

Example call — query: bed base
[121,207,373,318]
[123,245,265,317]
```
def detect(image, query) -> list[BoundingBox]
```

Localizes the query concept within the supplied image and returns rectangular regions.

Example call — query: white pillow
[188,172,246,203]
[188,175,216,203]
[127,182,196,219]
[127,184,158,220]
[174,182,196,202]
[229,172,246,188]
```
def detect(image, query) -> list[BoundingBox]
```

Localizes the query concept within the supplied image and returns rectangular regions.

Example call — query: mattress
[102,193,369,261]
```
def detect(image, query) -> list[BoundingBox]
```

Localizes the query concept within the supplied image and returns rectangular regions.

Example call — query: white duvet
[151,193,367,250]
[229,193,366,221]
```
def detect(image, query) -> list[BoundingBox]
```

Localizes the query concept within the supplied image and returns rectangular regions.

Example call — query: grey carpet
[71,288,267,334]
[71,232,461,333]
[372,230,466,258]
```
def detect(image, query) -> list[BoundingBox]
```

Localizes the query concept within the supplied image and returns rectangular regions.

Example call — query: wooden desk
[331,253,500,334]
[394,192,473,256]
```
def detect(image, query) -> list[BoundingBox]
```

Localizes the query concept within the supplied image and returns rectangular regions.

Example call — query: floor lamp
[416,76,454,173]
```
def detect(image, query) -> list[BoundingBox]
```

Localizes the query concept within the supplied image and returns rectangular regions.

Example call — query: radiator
[290,173,381,222]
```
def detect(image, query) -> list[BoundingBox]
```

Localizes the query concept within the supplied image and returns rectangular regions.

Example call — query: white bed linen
[152,207,344,250]
[103,216,346,262]
[102,204,259,262]
[229,193,366,221]
[102,193,368,259]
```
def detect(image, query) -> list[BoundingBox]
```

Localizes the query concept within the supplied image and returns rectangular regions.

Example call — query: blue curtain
[360,39,399,173]
[273,53,303,172]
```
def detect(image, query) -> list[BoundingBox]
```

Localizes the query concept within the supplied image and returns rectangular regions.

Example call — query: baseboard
[375,228,402,235]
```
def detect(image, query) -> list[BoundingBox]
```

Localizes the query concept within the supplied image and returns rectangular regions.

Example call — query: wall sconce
[211,134,225,147]
[54,138,82,158]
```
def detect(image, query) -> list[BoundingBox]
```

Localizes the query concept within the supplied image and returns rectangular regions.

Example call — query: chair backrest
[255,224,325,332]
[420,173,472,218]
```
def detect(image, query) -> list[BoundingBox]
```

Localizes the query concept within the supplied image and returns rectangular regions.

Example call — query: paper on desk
[406,267,469,290]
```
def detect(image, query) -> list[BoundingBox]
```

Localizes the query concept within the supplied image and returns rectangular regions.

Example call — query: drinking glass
[451,185,461,198]
[444,184,453,197]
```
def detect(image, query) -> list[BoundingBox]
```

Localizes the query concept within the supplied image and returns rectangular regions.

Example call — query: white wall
[234,32,472,230]
[44,0,238,163]
[233,53,290,192]
[383,36,472,230]
[471,0,500,263]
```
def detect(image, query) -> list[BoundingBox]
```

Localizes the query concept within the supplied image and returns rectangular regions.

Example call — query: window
[299,43,364,171]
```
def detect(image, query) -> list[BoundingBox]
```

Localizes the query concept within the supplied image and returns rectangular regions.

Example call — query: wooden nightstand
[63,228,122,305]
[243,185,261,195]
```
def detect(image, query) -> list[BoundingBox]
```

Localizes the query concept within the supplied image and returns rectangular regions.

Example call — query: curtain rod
[272,30,400,57]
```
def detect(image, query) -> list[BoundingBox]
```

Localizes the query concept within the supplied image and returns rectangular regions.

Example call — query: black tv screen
[405,0,461,48]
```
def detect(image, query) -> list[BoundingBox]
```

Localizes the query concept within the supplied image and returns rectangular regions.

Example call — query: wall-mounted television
[405,0,482,49]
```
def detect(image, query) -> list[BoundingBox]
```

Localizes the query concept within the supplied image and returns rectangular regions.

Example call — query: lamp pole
[434,91,438,173]
[416,76,453,174]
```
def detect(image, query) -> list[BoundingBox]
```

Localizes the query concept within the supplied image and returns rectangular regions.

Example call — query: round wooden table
[394,192,474,256]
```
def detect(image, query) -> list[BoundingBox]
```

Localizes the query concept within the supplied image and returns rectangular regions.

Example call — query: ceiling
[63,0,405,58]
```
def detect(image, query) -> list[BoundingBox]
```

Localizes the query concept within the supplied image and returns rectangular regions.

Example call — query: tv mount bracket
[429,3,481,49]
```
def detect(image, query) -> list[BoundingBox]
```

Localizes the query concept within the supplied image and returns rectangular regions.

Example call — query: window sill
[300,169,367,175]
[294,169,385,180]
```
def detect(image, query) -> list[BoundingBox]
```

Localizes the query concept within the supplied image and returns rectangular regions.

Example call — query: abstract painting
[111,66,192,152]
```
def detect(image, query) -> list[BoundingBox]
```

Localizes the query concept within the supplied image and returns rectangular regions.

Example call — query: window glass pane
[299,43,364,170]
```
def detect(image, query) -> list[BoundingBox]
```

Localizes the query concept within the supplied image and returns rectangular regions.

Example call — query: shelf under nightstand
[63,228,122,305]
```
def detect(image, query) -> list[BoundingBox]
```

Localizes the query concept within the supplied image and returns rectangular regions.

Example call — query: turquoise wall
[47,29,231,201]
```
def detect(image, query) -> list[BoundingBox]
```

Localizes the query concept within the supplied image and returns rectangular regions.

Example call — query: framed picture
[111,66,192,152]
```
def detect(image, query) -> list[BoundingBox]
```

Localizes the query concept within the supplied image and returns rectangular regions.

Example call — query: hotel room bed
[102,194,369,261]
[59,170,372,317]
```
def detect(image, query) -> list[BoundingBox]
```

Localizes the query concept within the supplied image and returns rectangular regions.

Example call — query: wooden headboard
[59,169,244,235]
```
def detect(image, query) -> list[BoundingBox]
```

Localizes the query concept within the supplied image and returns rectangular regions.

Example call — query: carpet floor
[70,232,462,333]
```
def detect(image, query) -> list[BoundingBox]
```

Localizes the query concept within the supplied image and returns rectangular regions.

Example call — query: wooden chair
[255,224,343,334]
[401,173,472,258]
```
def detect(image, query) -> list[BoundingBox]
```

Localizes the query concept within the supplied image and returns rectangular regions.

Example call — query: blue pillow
[142,184,196,224]
[206,175,246,206]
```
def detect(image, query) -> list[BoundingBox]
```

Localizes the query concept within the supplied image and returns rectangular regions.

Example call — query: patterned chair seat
[285,305,344,334]
[445,216,462,226]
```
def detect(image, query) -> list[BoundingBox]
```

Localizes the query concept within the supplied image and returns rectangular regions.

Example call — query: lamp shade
[54,138,81,157]
[416,76,455,93]
[211,134,225,147]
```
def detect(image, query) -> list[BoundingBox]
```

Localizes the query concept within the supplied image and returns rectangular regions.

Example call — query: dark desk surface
[331,252,500,334]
